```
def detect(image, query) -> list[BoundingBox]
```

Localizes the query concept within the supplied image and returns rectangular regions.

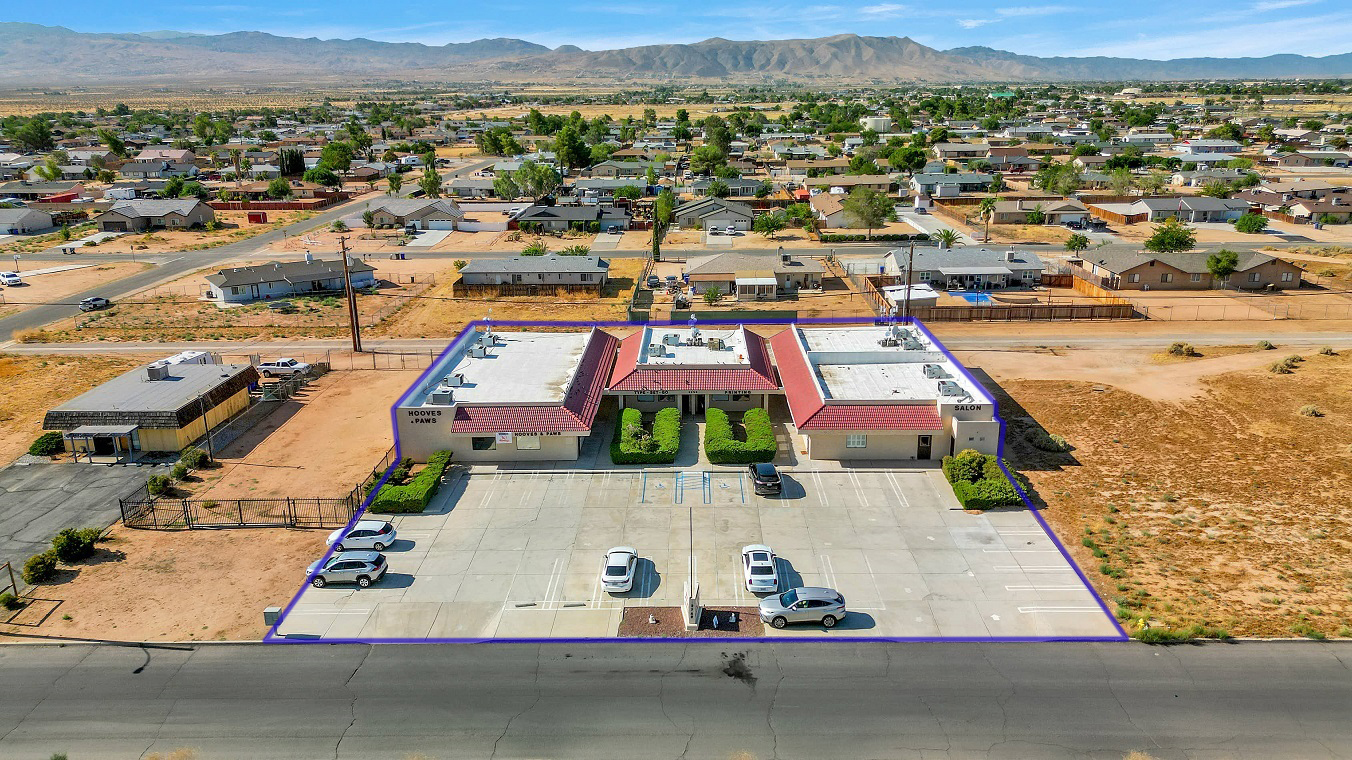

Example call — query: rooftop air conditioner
[878,336,898,347]
[442,373,464,387]
[146,362,171,381]
[430,390,454,405]
[663,333,681,346]
[479,331,495,346]
[707,337,724,350]
[937,380,965,397]
[647,343,665,357]
[923,363,947,379]
[902,337,925,350]
[469,345,487,358]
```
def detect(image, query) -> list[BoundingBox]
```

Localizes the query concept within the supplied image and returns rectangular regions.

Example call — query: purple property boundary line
[264,316,1128,644]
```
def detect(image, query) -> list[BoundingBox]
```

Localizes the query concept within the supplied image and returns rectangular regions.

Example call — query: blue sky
[16,0,1352,58]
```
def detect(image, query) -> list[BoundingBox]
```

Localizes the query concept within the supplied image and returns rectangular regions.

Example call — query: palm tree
[934,228,963,250]
[975,197,997,243]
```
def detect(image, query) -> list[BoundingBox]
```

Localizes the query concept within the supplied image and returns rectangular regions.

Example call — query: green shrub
[179,446,210,469]
[51,528,101,562]
[22,551,58,584]
[951,477,1022,509]
[1256,339,1275,350]
[941,448,986,483]
[171,462,189,480]
[1317,346,1336,356]
[1167,342,1197,357]
[1024,427,1071,452]
[1298,404,1323,417]
[0,591,22,610]
[370,450,452,514]
[703,407,776,464]
[146,474,174,496]
[27,431,65,457]
[609,407,681,464]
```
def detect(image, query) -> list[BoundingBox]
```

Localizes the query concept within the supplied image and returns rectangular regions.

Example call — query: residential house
[447,177,497,198]
[366,198,465,230]
[133,148,195,163]
[513,204,629,232]
[931,143,989,161]
[203,255,377,304]
[1170,168,1254,187]
[1072,154,1112,171]
[809,192,852,228]
[990,199,1089,225]
[1172,138,1243,155]
[672,197,755,231]
[691,177,763,197]
[93,199,215,232]
[458,255,610,288]
[909,172,993,198]
[589,160,662,179]
[0,207,53,233]
[119,161,199,179]
[804,174,894,195]
[1071,251,1301,290]
[0,181,83,200]
[24,164,88,181]
[685,252,824,299]
[882,247,1045,291]
[1088,197,1249,224]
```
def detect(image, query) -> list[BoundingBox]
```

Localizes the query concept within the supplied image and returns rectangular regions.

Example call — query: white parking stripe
[883,471,911,508]
[1017,606,1103,614]
[1005,585,1085,591]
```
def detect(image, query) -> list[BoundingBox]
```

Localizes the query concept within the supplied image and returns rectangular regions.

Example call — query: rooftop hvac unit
[647,343,665,357]
[663,333,681,346]
[430,390,454,405]
[878,336,899,347]
[145,362,171,381]
[479,331,495,347]
[922,363,948,379]
[469,345,487,358]
[707,337,725,350]
[902,337,925,350]
[937,380,965,397]
[441,372,465,387]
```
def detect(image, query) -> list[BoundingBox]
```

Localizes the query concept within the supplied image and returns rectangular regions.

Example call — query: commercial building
[771,325,1000,461]
[607,324,780,416]
[395,329,618,462]
[42,360,258,461]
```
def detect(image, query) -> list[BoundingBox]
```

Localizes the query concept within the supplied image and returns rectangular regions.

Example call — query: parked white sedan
[741,544,779,593]
[601,546,638,593]
[326,520,397,552]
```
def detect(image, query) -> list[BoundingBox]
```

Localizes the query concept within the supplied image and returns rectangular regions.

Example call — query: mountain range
[1,24,1350,85]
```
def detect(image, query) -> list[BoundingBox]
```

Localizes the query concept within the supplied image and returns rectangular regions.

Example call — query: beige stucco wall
[806,431,939,461]
[450,433,579,462]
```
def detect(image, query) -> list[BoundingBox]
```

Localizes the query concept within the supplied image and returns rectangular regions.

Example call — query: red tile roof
[450,329,618,434]
[769,328,943,432]
[608,328,779,392]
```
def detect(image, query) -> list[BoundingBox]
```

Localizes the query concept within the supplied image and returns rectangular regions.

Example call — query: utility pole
[901,242,915,322]
[198,394,215,463]
[339,235,363,353]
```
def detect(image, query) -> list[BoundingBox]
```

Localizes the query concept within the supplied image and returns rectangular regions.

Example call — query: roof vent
[1005,250,1017,262]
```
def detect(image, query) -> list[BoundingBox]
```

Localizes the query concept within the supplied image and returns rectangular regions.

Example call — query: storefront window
[846,434,868,448]
[471,436,497,450]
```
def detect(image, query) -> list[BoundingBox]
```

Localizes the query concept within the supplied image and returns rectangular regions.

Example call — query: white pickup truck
[256,358,311,378]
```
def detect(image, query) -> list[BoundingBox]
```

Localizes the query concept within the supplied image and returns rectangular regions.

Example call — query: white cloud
[958,18,994,28]
[1252,0,1318,9]
[994,4,1072,17]
[860,3,907,17]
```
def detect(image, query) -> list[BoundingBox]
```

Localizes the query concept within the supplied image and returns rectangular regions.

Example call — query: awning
[66,424,138,437]
[937,265,1013,276]
[736,277,777,287]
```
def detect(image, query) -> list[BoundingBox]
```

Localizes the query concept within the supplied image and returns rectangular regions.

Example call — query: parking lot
[274,469,1121,640]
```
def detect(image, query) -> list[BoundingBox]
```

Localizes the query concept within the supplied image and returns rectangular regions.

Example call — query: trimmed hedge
[22,551,58,585]
[942,448,1025,509]
[370,450,452,514]
[819,233,916,243]
[51,527,101,563]
[610,407,681,464]
[704,407,776,464]
[28,431,65,457]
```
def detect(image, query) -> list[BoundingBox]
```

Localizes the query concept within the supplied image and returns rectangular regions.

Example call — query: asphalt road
[0,642,1348,759]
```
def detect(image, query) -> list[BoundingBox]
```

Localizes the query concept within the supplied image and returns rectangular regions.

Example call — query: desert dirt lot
[22,257,443,343]
[964,345,1352,639]
[0,262,150,319]
[78,210,318,254]
[0,353,152,462]
[0,524,328,641]
[371,257,644,337]
[191,369,416,500]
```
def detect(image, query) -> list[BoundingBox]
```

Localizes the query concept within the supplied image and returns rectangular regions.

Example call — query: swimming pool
[954,292,993,304]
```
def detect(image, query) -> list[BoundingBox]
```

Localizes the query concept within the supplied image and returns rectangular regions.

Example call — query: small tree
[975,196,997,242]
[1206,249,1239,288]
[59,224,72,241]
[702,286,722,306]
[266,177,293,199]
[707,179,731,198]
[839,186,892,240]
[1065,233,1091,253]
[1143,217,1196,253]
[753,212,787,239]
[386,173,403,195]
[361,209,375,228]
[933,228,963,249]
[418,167,442,198]
[1234,214,1267,234]
[522,240,550,256]
[1024,204,1047,225]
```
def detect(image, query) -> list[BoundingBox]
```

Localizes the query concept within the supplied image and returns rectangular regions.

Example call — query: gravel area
[619,606,761,638]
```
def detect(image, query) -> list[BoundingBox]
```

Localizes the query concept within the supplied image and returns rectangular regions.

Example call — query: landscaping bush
[1298,404,1323,417]
[609,407,681,464]
[146,474,174,496]
[1318,346,1336,356]
[27,431,65,457]
[941,448,1025,509]
[171,462,189,481]
[1023,427,1071,452]
[179,446,210,469]
[1167,342,1197,357]
[22,551,58,585]
[51,527,101,562]
[1256,339,1275,350]
[0,591,22,610]
[703,407,776,464]
[370,450,452,514]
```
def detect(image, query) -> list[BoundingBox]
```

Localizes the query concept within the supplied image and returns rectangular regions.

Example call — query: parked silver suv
[759,586,846,629]
[306,551,387,588]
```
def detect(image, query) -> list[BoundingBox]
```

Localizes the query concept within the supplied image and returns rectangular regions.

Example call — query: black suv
[748,463,782,495]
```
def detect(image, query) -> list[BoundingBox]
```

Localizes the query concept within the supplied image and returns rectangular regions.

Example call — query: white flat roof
[638,326,749,366]
[797,326,990,404]
[407,331,588,407]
